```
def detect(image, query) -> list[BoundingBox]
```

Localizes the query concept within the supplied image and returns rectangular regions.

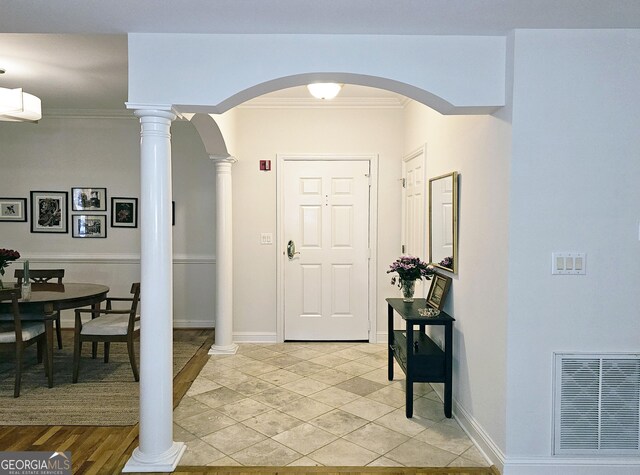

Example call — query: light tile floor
[175,341,489,467]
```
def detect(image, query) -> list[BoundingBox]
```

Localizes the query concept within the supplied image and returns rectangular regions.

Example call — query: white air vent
[554,353,640,456]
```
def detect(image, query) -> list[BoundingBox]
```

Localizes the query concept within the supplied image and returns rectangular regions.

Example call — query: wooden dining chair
[72,283,140,383]
[0,288,48,397]
[15,268,65,349]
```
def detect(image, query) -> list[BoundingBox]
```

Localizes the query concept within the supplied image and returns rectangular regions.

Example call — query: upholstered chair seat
[80,314,140,336]
[0,321,45,343]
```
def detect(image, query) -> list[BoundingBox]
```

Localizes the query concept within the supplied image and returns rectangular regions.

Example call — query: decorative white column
[209,155,238,355]
[123,108,185,472]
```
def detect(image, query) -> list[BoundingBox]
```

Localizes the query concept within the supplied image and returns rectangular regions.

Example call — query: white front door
[283,159,370,340]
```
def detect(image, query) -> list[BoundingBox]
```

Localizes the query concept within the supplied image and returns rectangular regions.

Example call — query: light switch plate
[552,252,586,275]
[260,233,273,245]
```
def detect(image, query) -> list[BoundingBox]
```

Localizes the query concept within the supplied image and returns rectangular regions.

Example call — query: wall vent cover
[554,353,640,455]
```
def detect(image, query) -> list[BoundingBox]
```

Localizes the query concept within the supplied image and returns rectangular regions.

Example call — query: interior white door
[402,149,427,295]
[283,160,370,340]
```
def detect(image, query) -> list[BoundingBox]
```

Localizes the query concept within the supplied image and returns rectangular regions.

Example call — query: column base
[208,343,239,355]
[122,441,185,473]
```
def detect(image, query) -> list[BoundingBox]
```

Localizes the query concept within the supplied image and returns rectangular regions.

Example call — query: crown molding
[43,108,135,119]
[238,96,409,109]
[42,97,411,118]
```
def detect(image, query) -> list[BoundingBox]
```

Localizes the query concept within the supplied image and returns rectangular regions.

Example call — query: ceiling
[1,1,639,113]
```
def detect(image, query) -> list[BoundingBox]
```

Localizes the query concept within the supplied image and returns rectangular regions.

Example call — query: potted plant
[387,255,434,302]
[0,248,20,289]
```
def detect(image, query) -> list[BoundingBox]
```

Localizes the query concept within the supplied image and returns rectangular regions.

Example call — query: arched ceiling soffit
[189,113,229,159]
[174,73,500,116]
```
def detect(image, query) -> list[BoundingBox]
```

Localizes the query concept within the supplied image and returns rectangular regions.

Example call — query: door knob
[287,240,300,260]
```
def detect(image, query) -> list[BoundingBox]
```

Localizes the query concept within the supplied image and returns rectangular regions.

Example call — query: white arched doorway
[122,32,506,472]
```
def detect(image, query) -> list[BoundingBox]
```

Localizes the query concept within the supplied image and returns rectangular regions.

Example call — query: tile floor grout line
[176,342,490,468]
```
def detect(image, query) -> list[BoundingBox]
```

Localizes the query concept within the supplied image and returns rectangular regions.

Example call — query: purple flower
[439,256,454,269]
[387,255,434,287]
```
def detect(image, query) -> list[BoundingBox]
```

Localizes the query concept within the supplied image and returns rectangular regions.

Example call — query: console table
[387,298,455,418]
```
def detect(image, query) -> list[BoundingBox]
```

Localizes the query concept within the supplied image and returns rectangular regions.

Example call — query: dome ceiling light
[307,83,342,100]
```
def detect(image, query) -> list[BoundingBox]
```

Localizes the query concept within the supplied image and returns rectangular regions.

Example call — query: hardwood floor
[0,330,499,475]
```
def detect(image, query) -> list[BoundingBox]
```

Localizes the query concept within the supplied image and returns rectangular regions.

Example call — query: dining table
[0,282,109,387]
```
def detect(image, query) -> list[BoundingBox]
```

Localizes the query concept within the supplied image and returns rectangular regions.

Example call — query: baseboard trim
[233,332,278,343]
[173,319,214,329]
[454,398,505,472]
[502,457,640,475]
[60,316,214,329]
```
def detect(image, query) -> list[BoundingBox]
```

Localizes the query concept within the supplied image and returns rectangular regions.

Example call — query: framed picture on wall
[71,187,107,211]
[0,198,27,222]
[30,191,68,233]
[72,215,107,238]
[111,197,138,228]
[426,273,452,310]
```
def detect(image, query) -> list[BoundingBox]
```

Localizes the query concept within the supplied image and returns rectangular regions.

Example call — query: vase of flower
[0,248,21,289]
[400,279,416,303]
[387,255,434,303]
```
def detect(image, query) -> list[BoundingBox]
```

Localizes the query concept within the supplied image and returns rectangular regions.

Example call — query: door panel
[402,150,427,298]
[284,160,370,340]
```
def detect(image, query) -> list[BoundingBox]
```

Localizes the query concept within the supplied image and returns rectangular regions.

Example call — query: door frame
[276,153,379,343]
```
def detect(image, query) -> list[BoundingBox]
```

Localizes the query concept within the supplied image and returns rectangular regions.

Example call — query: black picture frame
[426,273,452,310]
[0,198,27,222]
[71,187,107,211]
[111,197,138,228]
[30,191,68,233]
[72,214,107,238]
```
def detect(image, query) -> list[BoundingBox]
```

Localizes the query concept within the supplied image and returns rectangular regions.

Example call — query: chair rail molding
[18,254,215,264]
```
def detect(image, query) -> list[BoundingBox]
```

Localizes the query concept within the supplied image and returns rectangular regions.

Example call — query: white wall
[231,105,405,340]
[505,29,640,474]
[128,33,505,114]
[403,102,512,461]
[6,29,639,474]
[0,115,216,327]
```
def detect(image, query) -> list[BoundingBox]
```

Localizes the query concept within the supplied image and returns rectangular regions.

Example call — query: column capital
[209,155,237,164]
[126,103,177,122]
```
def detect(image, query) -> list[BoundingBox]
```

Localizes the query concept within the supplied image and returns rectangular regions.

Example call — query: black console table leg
[444,321,453,418]
[406,324,414,418]
[406,377,414,418]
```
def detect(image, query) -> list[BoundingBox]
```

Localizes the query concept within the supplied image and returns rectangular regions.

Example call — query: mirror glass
[429,171,458,274]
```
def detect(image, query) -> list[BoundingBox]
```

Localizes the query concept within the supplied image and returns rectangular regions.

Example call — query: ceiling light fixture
[0,87,42,122]
[307,83,342,100]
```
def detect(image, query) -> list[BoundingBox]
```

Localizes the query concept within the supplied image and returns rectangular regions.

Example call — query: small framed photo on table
[72,215,107,238]
[30,191,68,233]
[426,273,452,310]
[111,197,138,228]
[71,187,107,211]
[0,198,27,222]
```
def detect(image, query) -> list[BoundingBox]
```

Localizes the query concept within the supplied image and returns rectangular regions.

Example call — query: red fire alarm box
[259,160,271,171]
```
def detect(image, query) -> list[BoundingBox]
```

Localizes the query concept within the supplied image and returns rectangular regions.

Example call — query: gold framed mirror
[429,171,458,274]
